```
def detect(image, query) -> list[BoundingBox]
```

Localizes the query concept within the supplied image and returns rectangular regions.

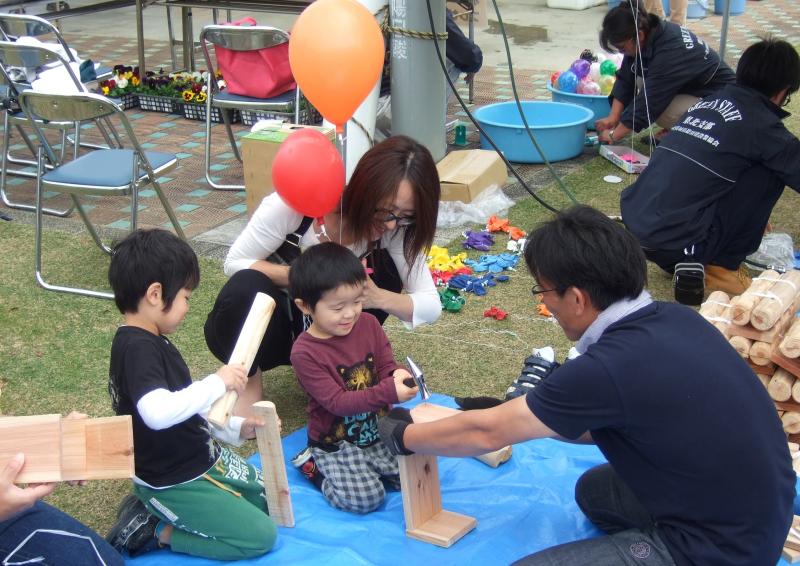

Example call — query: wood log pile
[700,270,800,443]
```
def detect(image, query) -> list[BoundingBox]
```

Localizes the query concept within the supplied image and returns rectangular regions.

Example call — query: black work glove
[454,396,504,410]
[379,407,415,456]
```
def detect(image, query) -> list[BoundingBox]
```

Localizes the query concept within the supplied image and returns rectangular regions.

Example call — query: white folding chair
[0,13,111,80]
[19,90,186,299]
[200,24,301,191]
[0,39,116,215]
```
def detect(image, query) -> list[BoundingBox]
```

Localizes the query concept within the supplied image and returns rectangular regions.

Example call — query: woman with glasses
[204,135,442,419]
[595,0,734,145]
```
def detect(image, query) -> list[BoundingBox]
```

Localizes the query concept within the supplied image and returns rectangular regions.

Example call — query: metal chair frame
[20,90,186,299]
[0,39,117,215]
[200,23,300,191]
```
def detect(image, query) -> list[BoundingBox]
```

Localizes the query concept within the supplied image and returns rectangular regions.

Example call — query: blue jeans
[512,464,677,565]
[0,501,123,566]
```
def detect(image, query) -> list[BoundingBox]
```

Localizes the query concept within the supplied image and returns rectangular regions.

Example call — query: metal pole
[390,0,447,162]
[719,0,731,63]
[136,0,146,77]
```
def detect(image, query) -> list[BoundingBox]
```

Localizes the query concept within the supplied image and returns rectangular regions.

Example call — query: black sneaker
[291,446,325,489]
[105,494,160,557]
[505,347,561,400]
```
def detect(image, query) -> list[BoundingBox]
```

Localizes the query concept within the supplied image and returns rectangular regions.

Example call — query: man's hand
[0,453,57,522]
[378,408,415,456]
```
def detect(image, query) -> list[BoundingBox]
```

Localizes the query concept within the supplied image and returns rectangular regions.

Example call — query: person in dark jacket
[620,37,800,295]
[596,0,734,145]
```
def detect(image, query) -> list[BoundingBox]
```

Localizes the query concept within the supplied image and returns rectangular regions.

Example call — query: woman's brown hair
[342,135,440,266]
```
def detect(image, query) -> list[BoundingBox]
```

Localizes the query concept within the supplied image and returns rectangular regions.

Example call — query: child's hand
[217,363,248,395]
[393,371,418,402]
[239,416,265,440]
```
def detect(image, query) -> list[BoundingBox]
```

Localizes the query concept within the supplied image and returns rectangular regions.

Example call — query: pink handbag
[214,17,296,99]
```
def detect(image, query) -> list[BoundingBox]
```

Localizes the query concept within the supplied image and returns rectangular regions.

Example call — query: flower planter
[138,94,182,114]
[182,103,240,124]
[240,106,322,127]
[112,92,138,110]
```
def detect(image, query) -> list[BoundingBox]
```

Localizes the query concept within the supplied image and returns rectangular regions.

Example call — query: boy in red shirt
[289,242,418,513]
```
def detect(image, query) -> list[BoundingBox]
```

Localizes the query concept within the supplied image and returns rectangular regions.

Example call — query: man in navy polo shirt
[621,38,800,296]
[379,205,794,565]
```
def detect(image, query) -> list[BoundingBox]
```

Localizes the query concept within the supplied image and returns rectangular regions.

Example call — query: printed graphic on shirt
[321,354,388,448]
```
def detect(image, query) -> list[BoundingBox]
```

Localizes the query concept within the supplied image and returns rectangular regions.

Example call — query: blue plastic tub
[473,101,594,164]
[687,0,708,18]
[547,83,610,130]
[714,0,745,15]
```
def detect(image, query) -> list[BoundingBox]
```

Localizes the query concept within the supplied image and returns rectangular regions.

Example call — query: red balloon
[272,129,345,218]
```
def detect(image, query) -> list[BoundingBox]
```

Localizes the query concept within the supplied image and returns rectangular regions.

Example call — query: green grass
[1,94,799,534]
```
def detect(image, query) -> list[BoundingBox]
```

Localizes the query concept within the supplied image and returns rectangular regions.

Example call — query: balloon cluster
[551,50,624,96]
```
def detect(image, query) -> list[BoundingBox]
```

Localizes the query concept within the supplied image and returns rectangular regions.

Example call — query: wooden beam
[398,454,476,547]
[410,403,512,467]
[0,415,133,483]
[207,293,276,428]
[252,401,294,528]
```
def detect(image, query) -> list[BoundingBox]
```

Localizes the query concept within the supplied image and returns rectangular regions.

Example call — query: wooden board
[252,401,294,528]
[61,416,134,481]
[398,453,476,548]
[406,509,477,548]
[774,349,800,380]
[748,360,776,377]
[208,293,276,428]
[410,403,512,468]
[0,415,133,483]
[0,414,62,483]
[729,321,787,343]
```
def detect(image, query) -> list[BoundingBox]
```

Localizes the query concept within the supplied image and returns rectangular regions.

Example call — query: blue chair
[19,90,186,299]
[200,23,301,191]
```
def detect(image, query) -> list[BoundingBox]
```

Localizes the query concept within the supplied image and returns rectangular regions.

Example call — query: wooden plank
[398,454,443,531]
[783,546,800,563]
[0,415,133,483]
[0,415,62,483]
[410,403,512,468]
[748,360,776,376]
[73,416,134,481]
[406,509,477,548]
[773,349,800,380]
[208,293,276,428]
[252,401,294,528]
[397,453,475,547]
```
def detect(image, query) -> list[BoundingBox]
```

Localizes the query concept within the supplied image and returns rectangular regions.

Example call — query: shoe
[292,446,325,489]
[105,494,160,557]
[673,261,705,306]
[705,264,751,296]
[505,347,560,400]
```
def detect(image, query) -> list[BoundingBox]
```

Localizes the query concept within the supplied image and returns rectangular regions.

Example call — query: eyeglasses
[375,210,415,227]
[531,284,557,296]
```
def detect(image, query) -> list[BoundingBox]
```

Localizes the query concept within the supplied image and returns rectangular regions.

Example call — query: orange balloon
[289,0,385,130]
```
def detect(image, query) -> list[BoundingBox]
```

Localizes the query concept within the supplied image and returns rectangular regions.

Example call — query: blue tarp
[128,394,798,565]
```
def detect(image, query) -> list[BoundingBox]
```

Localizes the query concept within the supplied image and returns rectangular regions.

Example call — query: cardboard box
[436,149,508,203]
[242,124,335,216]
[599,144,649,174]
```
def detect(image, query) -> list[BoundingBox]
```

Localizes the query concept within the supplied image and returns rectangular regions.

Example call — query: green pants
[133,446,277,560]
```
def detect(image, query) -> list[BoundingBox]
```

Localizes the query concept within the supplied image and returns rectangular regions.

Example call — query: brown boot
[705,264,752,296]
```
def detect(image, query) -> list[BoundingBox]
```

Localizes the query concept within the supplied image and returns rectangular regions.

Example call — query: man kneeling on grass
[379,205,794,565]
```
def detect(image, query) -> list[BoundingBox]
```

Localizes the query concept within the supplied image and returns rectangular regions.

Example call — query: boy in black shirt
[104,229,277,559]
